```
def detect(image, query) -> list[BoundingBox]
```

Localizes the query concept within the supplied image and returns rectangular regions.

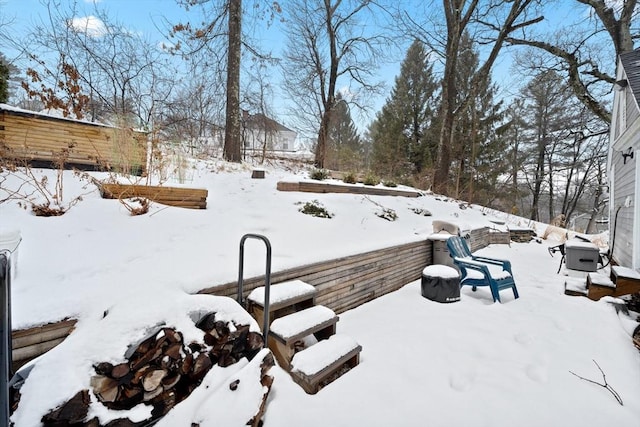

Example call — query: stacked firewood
[40,312,271,426]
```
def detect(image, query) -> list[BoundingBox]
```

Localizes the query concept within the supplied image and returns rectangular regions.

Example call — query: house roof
[620,47,640,109]
[244,113,295,133]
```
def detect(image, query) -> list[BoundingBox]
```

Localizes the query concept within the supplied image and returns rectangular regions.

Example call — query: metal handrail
[1,250,12,425]
[237,234,272,347]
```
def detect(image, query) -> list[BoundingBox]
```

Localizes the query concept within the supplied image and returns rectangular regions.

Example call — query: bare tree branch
[569,359,624,406]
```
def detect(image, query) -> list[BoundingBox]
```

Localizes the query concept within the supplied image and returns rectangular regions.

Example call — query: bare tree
[281,0,388,168]
[506,0,639,124]
[18,0,174,128]
[170,0,280,162]
[400,0,543,195]
[243,60,277,163]
[224,0,242,162]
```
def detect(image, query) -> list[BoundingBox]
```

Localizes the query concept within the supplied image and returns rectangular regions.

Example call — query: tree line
[0,0,637,228]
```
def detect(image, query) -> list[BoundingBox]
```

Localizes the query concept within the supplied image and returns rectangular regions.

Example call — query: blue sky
[2,0,190,45]
[0,0,614,133]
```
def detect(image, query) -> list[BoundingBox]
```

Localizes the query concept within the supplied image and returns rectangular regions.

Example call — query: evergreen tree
[0,53,18,103]
[325,93,362,171]
[450,33,507,206]
[501,99,529,215]
[370,39,438,182]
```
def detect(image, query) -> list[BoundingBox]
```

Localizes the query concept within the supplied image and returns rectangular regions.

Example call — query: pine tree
[0,53,17,104]
[325,93,362,171]
[370,39,438,182]
[0,61,9,103]
[450,33,507,206]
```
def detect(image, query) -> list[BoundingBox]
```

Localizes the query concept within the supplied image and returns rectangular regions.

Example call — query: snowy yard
[1,160,639,426]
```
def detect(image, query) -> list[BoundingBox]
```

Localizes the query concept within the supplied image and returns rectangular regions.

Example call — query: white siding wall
[610,151,636,267]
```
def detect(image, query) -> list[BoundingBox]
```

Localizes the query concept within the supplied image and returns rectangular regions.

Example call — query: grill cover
[421,265,460,303]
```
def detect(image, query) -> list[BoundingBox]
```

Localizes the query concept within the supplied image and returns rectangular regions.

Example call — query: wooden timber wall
[99,183,208,209]
[0,105,147,173]
[11,319,77,372]
[277,181,422,198]
[11,227,509,370]
[199,239,432,315]
[11,239,431,370]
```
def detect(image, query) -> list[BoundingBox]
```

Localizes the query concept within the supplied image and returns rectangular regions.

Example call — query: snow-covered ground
[1,159,639,426]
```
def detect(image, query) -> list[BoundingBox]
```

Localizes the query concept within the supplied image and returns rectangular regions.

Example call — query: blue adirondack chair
[446,236,519,303]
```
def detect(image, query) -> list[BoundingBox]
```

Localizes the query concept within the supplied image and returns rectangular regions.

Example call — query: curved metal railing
[237,234,272,346]
[1,250,13,425]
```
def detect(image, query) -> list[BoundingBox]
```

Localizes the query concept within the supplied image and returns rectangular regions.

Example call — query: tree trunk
[530,141,545,221]
[433,7,458,195]
[224,0,242,162]
[316,108,331,168]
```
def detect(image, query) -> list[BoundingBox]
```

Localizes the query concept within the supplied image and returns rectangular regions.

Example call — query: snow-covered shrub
[297,200,333,218]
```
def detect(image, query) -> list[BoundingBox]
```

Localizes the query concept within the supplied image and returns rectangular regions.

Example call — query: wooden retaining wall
[277,181,421,198]
[11,227,511,369]
[0,105,147,173]
[11,319,77,372]
[198,239,432,315]
[99,183,208,209]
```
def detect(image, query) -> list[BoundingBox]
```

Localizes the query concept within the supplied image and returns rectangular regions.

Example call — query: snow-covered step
[609,266,640,298]
[246,280,317,330]
[271,305,338,343]
[564,277,588,297]
[290,334,362,395]
[268,306,339,370]
[587,272,615,301]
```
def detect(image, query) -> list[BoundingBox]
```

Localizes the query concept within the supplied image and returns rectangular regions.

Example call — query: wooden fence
[0,105,147,174]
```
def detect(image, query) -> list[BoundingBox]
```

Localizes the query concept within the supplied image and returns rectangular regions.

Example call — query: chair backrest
[447,236,472,259]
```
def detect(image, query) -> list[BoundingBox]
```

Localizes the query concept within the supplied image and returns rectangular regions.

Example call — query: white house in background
[608,47,640,269]
[242,112,297,152]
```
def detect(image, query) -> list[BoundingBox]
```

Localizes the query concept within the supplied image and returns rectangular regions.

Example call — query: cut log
[41,389,91,424]
[165,343,182,360]
[143,369,168,392]
[111,363,130,379]
[143,385,164,402]
[90,375,119,403]
[190,353,212,380]
[162,373,181,390]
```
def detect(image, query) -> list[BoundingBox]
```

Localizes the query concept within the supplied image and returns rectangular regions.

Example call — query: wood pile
[35,313,272,426]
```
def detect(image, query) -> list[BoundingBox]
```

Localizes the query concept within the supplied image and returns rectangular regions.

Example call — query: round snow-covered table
[420,265,460,303]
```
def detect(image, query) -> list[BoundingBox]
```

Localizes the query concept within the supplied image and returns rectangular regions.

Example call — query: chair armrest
[453,257,492,275]
[457,256,512,275]
[471,256,512,273]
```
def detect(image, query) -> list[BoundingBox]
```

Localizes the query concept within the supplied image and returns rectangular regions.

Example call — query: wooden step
[610,266,640,297]
[587,272,616,300]
[268,306,338,370]
[246,280,317,330]
[290,334,362,395]
[564,277,588,297]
